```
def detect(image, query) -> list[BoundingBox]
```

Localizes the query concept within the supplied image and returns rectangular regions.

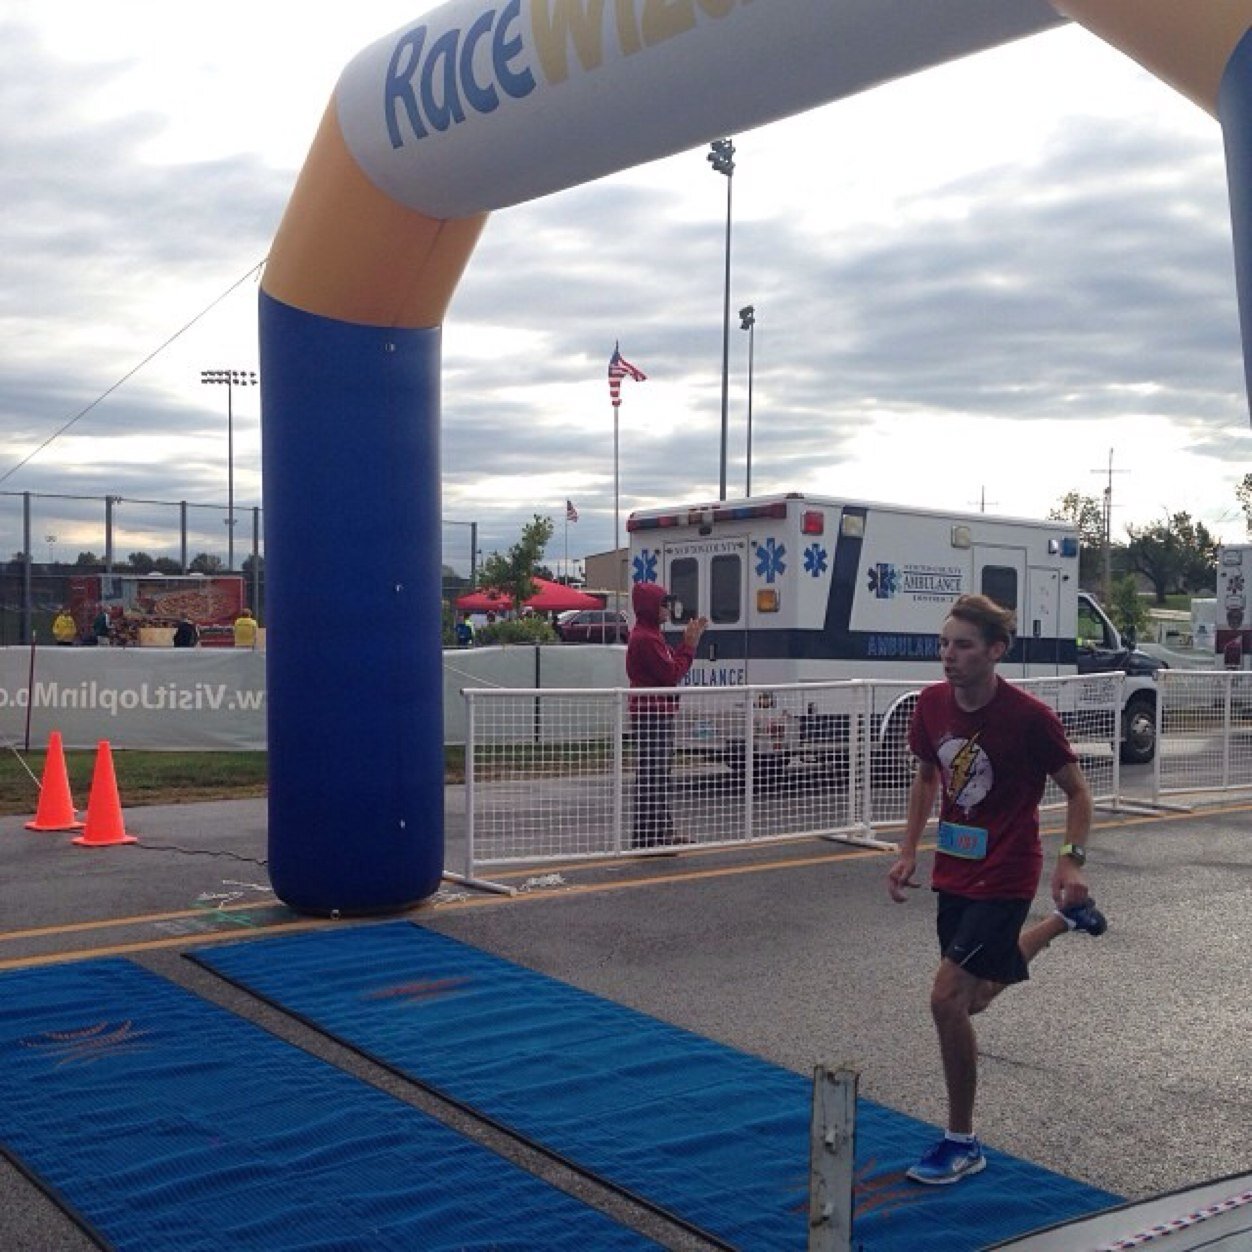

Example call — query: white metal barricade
[1153,670,1252,802]
[458,674,1127,881]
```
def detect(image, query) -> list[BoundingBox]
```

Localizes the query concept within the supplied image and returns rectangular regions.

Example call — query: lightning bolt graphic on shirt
[947,733,982,810]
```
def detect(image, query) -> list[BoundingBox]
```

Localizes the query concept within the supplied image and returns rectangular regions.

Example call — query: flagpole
[563,513,569,583]
[614,404,620,622]
[607,344,644,621]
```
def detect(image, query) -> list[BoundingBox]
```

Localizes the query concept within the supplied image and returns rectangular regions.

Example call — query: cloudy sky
[3,1,1251,580]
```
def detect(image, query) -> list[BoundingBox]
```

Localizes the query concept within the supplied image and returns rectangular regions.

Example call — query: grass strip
[0,747,469,816]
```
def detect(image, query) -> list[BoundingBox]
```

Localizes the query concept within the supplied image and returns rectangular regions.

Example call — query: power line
[0,259,266,488]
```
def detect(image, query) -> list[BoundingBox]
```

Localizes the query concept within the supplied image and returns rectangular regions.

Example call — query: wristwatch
[1059,843,1087,866]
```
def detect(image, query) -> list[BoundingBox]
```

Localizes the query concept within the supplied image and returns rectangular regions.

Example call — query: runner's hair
[946,594,1016,648]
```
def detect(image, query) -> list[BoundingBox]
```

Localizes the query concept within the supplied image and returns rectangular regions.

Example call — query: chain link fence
[1,490,485,646]
[0,490,264,647]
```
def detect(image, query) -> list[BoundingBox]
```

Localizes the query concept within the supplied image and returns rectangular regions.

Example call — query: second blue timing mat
[191,921,1120,1250]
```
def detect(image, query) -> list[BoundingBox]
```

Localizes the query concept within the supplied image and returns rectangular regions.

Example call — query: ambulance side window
[669,558,699,623]
[980,566,1017,611]
[710,554,741,624]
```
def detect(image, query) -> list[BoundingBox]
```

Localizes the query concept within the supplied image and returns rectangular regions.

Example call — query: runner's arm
[1049,760,1093,907]
[888,760,938,902]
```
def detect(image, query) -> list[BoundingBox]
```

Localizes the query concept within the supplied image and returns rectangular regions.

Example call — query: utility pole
[969,488,998,514]
[1091,448,1128,603]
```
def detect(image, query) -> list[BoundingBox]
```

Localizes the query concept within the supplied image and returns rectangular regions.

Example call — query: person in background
[887,593,1107,1186]
[454,613,475,648]
[52,607,77,646]
[233,607,258,649]
[172,618,199,648]
[626,581,707,850]
[90,604,111,647]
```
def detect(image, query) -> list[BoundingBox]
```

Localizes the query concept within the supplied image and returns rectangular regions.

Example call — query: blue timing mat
[0,959,658,1251]
[191,922,1121,1251]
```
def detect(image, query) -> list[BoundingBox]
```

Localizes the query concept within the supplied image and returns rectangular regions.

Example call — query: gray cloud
[1,13,1249,577]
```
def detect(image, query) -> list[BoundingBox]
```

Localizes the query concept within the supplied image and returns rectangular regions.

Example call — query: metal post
[464,692,477,880]
[740,305,756,497]
[614,402,621,621]
[251,506,262,617]
[808,1066,859,1252]
[743,689,755,841]
[21,492,32,646]
[180,500,188,573]
[708,138,735,501]
[105,495,116,573]
[613,691,626,855]
[719,173,732,500]
[201,369,257,574]
[226,382,235,570]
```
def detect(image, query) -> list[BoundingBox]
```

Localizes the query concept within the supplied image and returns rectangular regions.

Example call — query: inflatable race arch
[259,0,1252,914]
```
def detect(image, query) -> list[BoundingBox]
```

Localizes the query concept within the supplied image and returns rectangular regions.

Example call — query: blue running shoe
[1059,897,1107,936]
[907,1136,986,1185]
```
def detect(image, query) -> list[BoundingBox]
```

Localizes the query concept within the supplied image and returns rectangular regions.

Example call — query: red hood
[631,581,668,627]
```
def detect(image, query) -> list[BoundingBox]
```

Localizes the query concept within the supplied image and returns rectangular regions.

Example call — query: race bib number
[937,820,988,860]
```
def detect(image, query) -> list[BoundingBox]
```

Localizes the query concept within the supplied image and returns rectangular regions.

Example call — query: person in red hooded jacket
[626,582,707,849]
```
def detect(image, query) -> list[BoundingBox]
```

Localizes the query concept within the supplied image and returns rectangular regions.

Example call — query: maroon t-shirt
[908,677,1076,900]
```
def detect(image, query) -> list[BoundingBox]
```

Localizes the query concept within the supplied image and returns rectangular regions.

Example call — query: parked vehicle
[627,491,1163,769]
[556,608,629,644]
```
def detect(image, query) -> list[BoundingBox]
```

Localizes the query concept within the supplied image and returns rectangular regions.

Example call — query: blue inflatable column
[259,291,444,914]
[1221,30,1252,419]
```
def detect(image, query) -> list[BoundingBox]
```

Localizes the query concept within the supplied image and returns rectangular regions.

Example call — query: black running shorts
[935,893,1032,985]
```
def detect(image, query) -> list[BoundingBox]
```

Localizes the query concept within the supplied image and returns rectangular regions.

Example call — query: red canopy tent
[455,577,600,614]
[523,577,601,612]
[454,588,512,613]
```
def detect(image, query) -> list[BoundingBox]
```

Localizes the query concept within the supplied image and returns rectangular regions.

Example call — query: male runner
[887,593,1107,1185]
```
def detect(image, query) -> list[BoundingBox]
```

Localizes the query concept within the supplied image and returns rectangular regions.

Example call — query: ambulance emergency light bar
[627,500,790,531]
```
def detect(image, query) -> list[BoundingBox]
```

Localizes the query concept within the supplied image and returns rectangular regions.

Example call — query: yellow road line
[0,916,336,971]
[0,899,281,942]
[2,802,1247,967]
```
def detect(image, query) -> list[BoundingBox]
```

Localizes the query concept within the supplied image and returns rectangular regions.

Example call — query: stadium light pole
[708,137,735,501]
[739,304,755,497]
[200,369,258,570]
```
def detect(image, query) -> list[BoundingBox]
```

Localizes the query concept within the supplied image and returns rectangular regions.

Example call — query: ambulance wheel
[1119,693,1156,765]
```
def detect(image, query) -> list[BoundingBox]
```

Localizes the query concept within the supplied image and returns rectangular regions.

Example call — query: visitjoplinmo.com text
[0,680,265,715]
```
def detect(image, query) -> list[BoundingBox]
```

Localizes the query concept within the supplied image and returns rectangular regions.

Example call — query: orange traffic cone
[25,731,85,832]
[73,741,136,848]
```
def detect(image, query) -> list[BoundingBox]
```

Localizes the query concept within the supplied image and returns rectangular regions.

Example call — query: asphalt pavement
[1,782,1249,1250]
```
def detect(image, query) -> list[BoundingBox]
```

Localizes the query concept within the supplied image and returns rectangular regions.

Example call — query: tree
[1124,511,1218,604]
[241,553,264,578]
[1048,490,1111,590]
[1237,472,1252,538]
[127,551,156,573]
[74,551,101,568]
[477,515,555,611]
[1107,574,1149,641]
[189,552,224,574]
[153,557,182,575]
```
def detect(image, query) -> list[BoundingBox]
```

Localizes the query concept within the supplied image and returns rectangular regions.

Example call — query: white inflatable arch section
[259,0,1252,914]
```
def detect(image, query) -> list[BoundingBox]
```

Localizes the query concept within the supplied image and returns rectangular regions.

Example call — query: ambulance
[626,492,1162,769]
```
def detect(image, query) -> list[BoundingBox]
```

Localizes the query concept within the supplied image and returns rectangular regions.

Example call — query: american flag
[566,499,579,522]
[608,344,646,408]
